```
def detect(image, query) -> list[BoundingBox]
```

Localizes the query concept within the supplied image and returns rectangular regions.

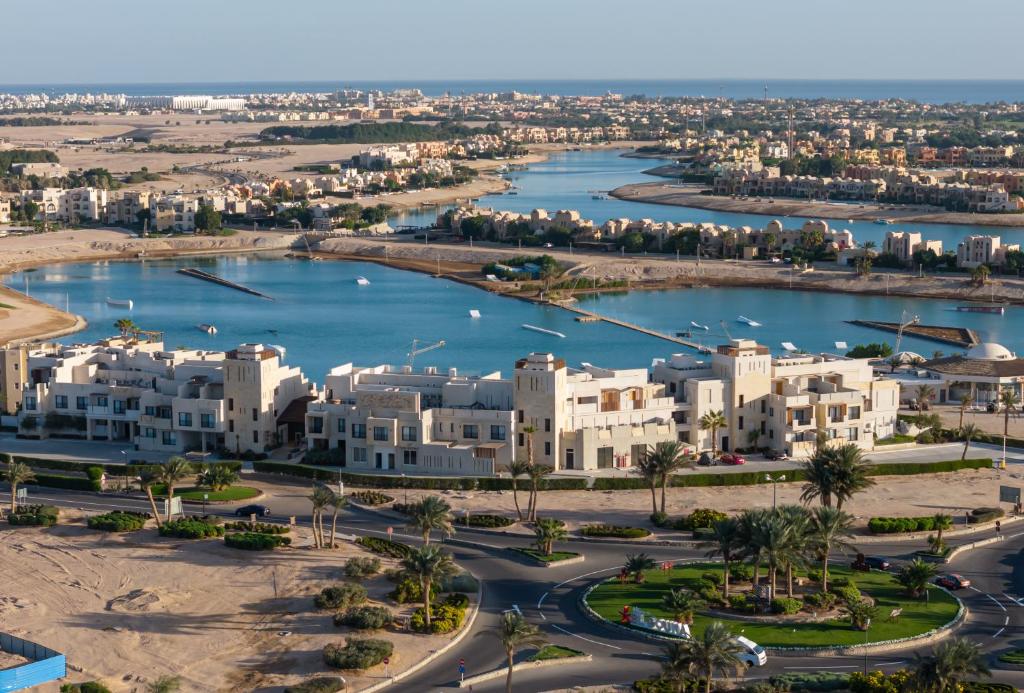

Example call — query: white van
[734,636,768,667]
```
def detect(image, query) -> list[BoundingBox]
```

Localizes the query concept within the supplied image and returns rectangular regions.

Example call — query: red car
[935,574,971,590]
[719,453,746,465]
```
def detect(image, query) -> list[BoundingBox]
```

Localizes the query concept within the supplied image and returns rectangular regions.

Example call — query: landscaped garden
[150,484,261,502]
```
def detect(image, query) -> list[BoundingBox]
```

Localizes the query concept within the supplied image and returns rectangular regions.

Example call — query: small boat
[197,323,217,335]
[355,276,371,286]
[737,315,763,327]
[469,309,481,319]
[690,321,709,331]
[873,218,893,225]
[522,324,566,338]
[106,297,133,310]
[507,191,518,195]
[956,304,1006,314]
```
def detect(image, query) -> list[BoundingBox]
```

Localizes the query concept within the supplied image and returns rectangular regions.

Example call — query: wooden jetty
[846,320,978,348]
[560,304,710,352]
[176,268,274,300]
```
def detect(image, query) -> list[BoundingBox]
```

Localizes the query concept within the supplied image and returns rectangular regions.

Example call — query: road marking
[969,586,982,593]
[1004,593,1024,606]
[876,661,905,667]
[550,624,622,650]
[994,627,1006,638]
[1005,616,1010,626]
[987,594,1007,612]
[537,592,549,609]
[783,665,857,670]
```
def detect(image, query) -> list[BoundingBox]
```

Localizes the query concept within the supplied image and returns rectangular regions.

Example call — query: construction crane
[894,310,920,355]
[407,339,446,367]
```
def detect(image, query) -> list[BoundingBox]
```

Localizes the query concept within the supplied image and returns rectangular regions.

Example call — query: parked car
[235,504,271,517]
[764,450,789,461]
[697,452,716,466]
[733,636,768,667]
[719,453,746,465]
[935,573,971,590]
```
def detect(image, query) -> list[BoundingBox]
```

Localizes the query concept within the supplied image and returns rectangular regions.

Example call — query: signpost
[458,658,465,683]
[387,526,393,540]
[383,657,390,678]
[202,493,209,516]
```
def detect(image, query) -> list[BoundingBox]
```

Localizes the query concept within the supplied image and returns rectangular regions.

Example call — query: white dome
[966,342,1015,361]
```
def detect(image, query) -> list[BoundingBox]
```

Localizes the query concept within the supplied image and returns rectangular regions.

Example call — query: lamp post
[121,450,129,492]
[765,473,785,509]
[862,618,872,675]
[402,473,408,505]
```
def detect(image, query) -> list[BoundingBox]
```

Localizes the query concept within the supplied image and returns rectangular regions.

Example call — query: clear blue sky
[5,0,1020,84]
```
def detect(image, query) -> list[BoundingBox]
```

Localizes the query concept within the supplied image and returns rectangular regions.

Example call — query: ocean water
[1,79,1022,104]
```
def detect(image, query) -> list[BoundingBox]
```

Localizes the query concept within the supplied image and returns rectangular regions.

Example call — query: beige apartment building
[956,235,1021,268]
[882,230,943,265]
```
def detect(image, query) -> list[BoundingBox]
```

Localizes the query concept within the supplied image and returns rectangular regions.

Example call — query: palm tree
[701,517,740,598]
[897,558,938,598]
[624,552,657,584]
[698,410,727,456]
[406,495,454,545]
[929,513,952,554]
[307,483,333,548]
[999,388,1020,438]
[156,457,192,523]
[327,489,347,549]
[662,588,705,625]
[661,621,744,693]
[810,506,856,592]
[138,468,162,529]
[507,458,530,521]
[915,384,936,411]
[841,597,877,630]
[525,464,551,522]
[828,443,875,511]
[970,264,990,286]
[114,318,138,339]
[960,422,980,461]
[492,611,545,693]
[909,638,991,693]
[647,441,690,513]
[756,512,795,596]
[958,393,974,430]
[400,545,457,629]
[635,448,663,516]
[736,508,769,589]
[533,517,567,556]
[522,425,536,467]
[197,463,238,491]
[5,461,35,514]
[775,504,811,598]
[887,354,903,373]
[800,447,837,508]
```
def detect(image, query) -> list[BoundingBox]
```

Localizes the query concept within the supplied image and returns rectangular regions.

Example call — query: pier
[846,320,979,348]
[175,268,274,300]
[558,304,710,352]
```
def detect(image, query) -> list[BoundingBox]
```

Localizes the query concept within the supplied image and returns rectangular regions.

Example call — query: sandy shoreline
[611,181,1024,229]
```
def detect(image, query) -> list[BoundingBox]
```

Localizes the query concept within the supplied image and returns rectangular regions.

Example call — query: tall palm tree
[930,513,952,554]
[799,447,837,508]
[648,441,691,513]
[775,505,811,597]
[533,517,567,556]
[400,545,457,629]
[525,464,551,522]
[661,621,744,693]
[915,384,936,411]
[156,457,192,523]
[138,468,162,528]
[828,443,875,511]
[307,484,333,548]
[5,461,35,514]
[406,495,454,545]
[635,448,663,516]
[908,637,991,693]
[999,388,1020,438]
[701,517,740,598]
[958,393,974,430]
[698,410,727,456]
[491,611,545,693]
[662,588,705,625]
[624,552,657,584]
[897,558,938,598]
[507,458,530,521]
[810,506,856,592]
[960,422,980,461]
[327,489,347,549]
[754,513,791,595]
[736,508,769,589]
[114,318,138,339]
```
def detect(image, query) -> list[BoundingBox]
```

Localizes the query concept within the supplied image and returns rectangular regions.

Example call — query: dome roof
[966,342,1015,361]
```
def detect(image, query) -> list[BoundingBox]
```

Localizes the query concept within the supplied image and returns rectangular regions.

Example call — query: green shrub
[315,583,368,610]
[969,507,1005,524]
[8,504,59,526]
[223,521,289,534]
[730,564,754,582]
[701,572,722,586]
[682,508,728,530]
[344,556,382,578]
[224,532,291,550]
[804,591,838,610]
[60,683,114,693]
[87,511,148,532]
[698,585,723,605]
[833,582,861,604]
[771,597,803,615]
[333,605,393,630]
[322,638,393,670]
[692,527,716,541]
[728,594,752,612]
[868,516,936,534]
[355,536,412,559]
[389,575,436,604]
[85,466,104,481]
[283,676,346,693]
[410,602,466,634]
[580,524,651,539]
[769,672,850,691]
[350,490,394,506]
[442,592,469,609]
[649,511,668,527]
[464,513,515,528]
[158,518,224,539]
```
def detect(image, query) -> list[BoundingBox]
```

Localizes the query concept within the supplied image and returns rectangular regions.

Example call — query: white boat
[522,324,566,338]
[469,309,481,318]
[355,276,371,286]
[106,297,133,310]
[873,218,893,225]
[689,321,709,331]
[197,323,217,335]
[737,315,762,327]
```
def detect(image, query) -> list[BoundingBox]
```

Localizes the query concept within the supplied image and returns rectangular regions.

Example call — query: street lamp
[862,618,872,675]
[401,473,408,505]
[121,450,129,492]
[765,473,786,509]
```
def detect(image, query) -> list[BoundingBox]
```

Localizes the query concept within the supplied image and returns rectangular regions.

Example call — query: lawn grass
[876,434,916,445]
[586,562,959,648]
[151,485,261,502]
[529,644,585,661]
[512,547,580,563]
[998,649,1024,664]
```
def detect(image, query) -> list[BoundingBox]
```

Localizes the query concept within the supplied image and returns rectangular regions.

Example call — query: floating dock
[846,320,979,348]
[176,268,273,300]
[559,304,710,351]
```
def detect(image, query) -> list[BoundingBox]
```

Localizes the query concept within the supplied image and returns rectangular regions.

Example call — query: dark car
[698,452,716,466]
[935,573,971,590]
[235,504,271,517]
[765,450,790,461]
[719,453,746,465]
[864,556,891,571]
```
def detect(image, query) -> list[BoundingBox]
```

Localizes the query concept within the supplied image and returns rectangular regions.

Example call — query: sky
[4,0,1022,85]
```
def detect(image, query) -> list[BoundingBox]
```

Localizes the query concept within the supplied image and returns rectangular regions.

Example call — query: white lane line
[783,665,858,670]
[968,586,982,593]
[550,624,622,650]
[876,661,905,667]
[994,627,1006,638]
[1004,593,1024,606]
[987,594,1007,612]
[1005,616,1010,626]
[537,592,550,609]
[539,612,546,621]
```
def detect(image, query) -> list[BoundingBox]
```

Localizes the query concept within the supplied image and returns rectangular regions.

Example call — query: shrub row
[316,583,368,610]
[284,677,346,693]
[464,513,515,528]
[355,535,413,559]
[87,511,149,532]
[323,638,393,670]
[579,524,650,539]
[224,532,291,550]
[60,684,114,693]
[410,593,469,634]
[10,455,241,476]
[158,518,225,539]
[223,521,289,534]
[8,504,59,526]
[868,516,943,534]
[333,605,392,630]
[968,507,1005,524]
[349,490,394,506]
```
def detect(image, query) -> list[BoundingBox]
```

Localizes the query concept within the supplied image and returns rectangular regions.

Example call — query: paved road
[3,482,1023,692]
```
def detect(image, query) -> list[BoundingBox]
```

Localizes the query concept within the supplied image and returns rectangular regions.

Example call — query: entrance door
[721,436,730,452]
[375,452,383,469]
[387,453,396,470]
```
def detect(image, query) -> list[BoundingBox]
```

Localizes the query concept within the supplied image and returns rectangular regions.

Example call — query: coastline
[610,181,1024,229]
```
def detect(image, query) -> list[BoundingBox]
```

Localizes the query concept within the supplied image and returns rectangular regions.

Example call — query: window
[337,418,346,433]
[353,447,367,463]
[517,409,524,424]
[228,398,234,411]
[463,424,479,439]
[96,395,108,407]
[490,425,506,441]
[403,450,417,466]
[127,398,139,411]
[229,420,234,433]
[252,408,258,422]
[144,427,156,439]
[24,396,36,411]
[738,416,744,430]
[739,394,745,408]
[544,418,551,432]
[847,427,859,441]
[518,432,524,447]
[161,431,176,446]
[157,406,171,419]
[200,413,215,429]
[597,446,614,469]
[55,395,68,409]
[352,424,366,439]
[373,426,388,442]
[253,431,259,444]
[76,396,88,410]
[544,441,551,456]
[113,400,126,415]
[178,412,192,427]
[401,426,417,442]
[850,406,861,420]
[310,417,324,434]
[761,400,766,414]
[144,405,156,416]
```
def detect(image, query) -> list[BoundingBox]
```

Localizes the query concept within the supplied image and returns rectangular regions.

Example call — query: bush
[701,572,722,586]
[344,556,382,578]
[465,513,515,528]
[225,532,291,550]
[969,507,1005,524]
[867,516,937,534]
[833,582,861,604]
[223,521,289,534]
[158,518,225,539]
[87,511,148,532]
[61,683,113,693]
[804,591,838,610]
[730,564,754,582]
[410,602,466,634]
[580,524,651,539]
[315,583,368,610]
[649,511,668,527]
[681,508,728,530]
[692,527,716,541]
[284,676,346,693]
[728,594,753,612]
[323,638,393,670]
[389,575,436,604]
[355,536,412,559]
[698,585,723,605]
[771,597,803,615]
[334,605,393,630]
[8,504,59,526]
[769,672,850,692]
[350,490,394,506]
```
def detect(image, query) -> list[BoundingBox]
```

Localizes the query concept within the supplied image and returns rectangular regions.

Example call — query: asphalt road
[3,483,1023,692]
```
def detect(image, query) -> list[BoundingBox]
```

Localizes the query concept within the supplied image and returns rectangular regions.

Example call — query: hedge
[223,521,289,534]
[87,511,149,532]
[350,490,394,506]
[10,455,242,476]
[333,605,393,630]
[355,536,413,559]
[323,638,393,670]
[868,516,940,534]
[158,518,225,539]
[224,532,291,550]
[31,472,101,493]
[60,684,114,693]
[284,677,346,693]
[579,524,651,539]
[8,504,59,526]
[968,507,1005,524]
[463,513,515,528]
